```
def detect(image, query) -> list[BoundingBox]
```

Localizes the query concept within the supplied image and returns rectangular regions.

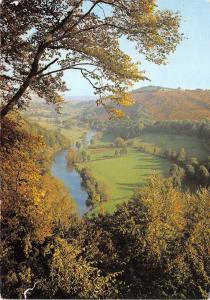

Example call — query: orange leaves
[132,89,210,121]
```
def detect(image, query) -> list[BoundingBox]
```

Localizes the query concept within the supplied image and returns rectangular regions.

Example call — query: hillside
[24,87,210,125]
[131,87,210,120]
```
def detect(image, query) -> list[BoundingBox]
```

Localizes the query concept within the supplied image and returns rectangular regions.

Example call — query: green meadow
[78,130,209,213]
[26,116,87,143]
[79,147,171,213]
[137,133,208,161]
[100,132,208,161]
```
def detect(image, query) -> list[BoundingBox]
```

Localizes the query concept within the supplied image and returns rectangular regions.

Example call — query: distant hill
[132,85,176,92]
[131,87,210,120]
[64,95,98,102]
[28,86,210,121]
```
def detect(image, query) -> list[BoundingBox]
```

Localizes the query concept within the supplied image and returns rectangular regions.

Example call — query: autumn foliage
[132,88,210,120]
[1,0,182,117]
[1,117,209,298]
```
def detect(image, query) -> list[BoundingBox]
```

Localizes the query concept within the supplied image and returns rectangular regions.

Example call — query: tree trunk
[1,79,31,117]
[1,44,45,118]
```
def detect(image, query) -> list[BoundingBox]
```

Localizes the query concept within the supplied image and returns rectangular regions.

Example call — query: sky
[64,0,210,96]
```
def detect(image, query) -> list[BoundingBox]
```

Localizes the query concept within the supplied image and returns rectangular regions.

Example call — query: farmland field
[24,105,209,214]
[77,129,209,213]
[79,147,171,213]
[26,116,87,143]
[100,132,208,161]
[139,133,208,161]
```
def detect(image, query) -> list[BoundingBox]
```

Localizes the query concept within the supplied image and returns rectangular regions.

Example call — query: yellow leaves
[112,93,135,107]
[109,108,125,119]
[137,175,187,258]
[49,237,117,299]
[41,175,75,230]
[83,45,145,85]
[53,94,64,104]
[6,272,18,284]
[103,92,135,119]
[23,235,33,258]
[66,148,80,164]
[33,194,42,206]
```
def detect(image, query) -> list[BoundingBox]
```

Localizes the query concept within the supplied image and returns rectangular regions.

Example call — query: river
[51,130,97,215]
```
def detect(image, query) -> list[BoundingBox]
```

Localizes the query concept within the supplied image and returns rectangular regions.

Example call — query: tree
[186,164,195,178]
[164,148,172,159]
[96,182,109,202]
[169,163,185,187]
[115,137,126,147]
[169,163,179,176]
[176,148,186,163]
[1,116,76,298]
[197,165,209,185]
[75,141,81,151]
[41,237,116,299]
[1,1,182,118]
[114,150,119,157]
[127,140,134,146]
[189,157,199,167]
[87,176,209,299]
[66,148,79,164]
[81,150,88,162]
[171,149,177,160]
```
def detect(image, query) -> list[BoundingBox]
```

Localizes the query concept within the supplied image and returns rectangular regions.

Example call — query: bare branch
[36,58,59,75]
[23,281,40,299]
[38,63,99,78]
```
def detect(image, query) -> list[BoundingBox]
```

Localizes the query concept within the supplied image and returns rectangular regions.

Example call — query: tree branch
[23,281,40,299]
[52,0,103,43]
[79,68,100,91]
[38,63,99,78]
[48,0,83,36]
[1,75,23,82]
[36,58,59,75]
[1,43,46,117]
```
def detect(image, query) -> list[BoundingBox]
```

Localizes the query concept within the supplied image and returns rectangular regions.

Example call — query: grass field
[100,132,208,161]
[26,117,87,143]
[79,130,209,213]
[25,112,208,214]
[60,127,87,142]
[138,133,208,161]
[79,147,171,213]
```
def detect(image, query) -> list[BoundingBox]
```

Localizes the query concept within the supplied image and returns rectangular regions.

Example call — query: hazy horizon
[64,85,210,99]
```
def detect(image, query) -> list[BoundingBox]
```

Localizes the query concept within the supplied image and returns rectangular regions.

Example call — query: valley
[23,87,210,215]
[2,1,210,297]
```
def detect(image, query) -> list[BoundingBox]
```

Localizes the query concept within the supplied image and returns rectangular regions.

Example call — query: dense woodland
[1,93,210,299]
[1,91,210,299]
[1,115,209,299]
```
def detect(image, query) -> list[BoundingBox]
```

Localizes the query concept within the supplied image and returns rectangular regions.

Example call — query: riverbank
[51,130,98,215]
[51,150,89,215]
